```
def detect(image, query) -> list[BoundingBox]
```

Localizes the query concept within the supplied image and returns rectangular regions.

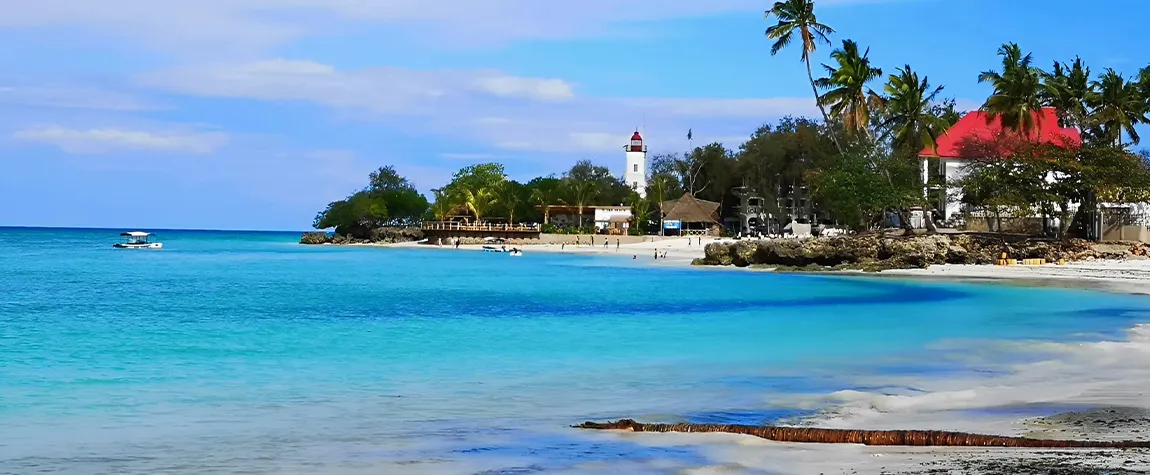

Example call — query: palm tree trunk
[805,56,843,153]
[575,419,1150,448]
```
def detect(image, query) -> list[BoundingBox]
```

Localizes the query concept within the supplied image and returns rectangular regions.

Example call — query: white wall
[624,151,647,198]
[593,207,631,226]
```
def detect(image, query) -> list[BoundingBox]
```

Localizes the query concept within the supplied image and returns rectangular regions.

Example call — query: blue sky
[1,0,1148,230]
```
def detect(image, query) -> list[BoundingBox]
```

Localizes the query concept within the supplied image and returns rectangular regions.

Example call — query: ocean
[3,227,1150,474]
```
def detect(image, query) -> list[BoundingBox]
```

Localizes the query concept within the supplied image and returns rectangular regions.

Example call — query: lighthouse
[624,130,648,198]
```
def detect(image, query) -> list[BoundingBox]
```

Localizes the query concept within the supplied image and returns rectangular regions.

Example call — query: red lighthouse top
[627,131,644,152]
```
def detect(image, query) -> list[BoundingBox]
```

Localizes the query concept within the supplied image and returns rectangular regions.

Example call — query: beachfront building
[539,205,632,234]
[732,185,770,234]
[660,192,721,235]
[624,131,648,198]
[918,107,1081,226]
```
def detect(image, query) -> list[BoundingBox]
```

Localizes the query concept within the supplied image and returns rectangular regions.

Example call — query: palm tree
[459,186,498,223]
[978,43,1045,136]
[1088,69,1149,147]
[815,39,883,136]
[529,179,561,225]
[1040,57,1095,132]
[497,181,523,224]
[881,65,950,154]
[628,192,651,236]
[765,0,842,151]
[563,179,599,228]
[430,188,456,221]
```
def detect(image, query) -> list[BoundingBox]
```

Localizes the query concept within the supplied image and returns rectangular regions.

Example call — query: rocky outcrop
[298,227,424,245]
[574,419,1150,448]
[696,234,1114,271]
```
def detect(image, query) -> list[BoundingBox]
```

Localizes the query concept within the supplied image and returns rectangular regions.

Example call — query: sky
[1,0,1148,230]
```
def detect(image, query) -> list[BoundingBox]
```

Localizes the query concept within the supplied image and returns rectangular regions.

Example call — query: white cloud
[139,59,817,155]
[0,83,161,111]
[138,60,575,113]
[13,126,228,154]
[0,0,898,53]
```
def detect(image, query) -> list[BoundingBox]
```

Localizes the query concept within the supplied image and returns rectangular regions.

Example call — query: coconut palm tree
[880,65,950,154]
[815,39,883,137]
[765,0,842,151]
[978,43,1045,136]
[459,185,498,223]
[1088,69,1149,147]
[1040,57,1095,132]
[430,188,456,221]
[563,179,599,228]
[528,178,562,225]
[497,181,524,224]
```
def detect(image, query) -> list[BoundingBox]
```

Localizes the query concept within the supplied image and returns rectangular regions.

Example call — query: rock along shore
[694,234,1138,271]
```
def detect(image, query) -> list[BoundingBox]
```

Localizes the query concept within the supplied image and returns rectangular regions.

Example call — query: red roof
[630,131,643,141]
[919,107,1080,159]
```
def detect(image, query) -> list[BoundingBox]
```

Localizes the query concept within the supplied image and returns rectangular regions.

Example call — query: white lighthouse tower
[624,130,648,198]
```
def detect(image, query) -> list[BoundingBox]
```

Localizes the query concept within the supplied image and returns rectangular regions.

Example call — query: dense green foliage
[312,166,429,238]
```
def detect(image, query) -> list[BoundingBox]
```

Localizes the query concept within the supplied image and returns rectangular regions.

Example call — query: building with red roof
[918,107,1081,222]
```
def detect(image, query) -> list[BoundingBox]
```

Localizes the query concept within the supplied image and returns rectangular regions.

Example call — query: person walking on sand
[603,240,607,249]
[455,239,460,249]
[616,239,620,251]
[561,242,565,250]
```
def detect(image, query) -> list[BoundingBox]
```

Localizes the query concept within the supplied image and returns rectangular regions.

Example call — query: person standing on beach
[455,239,460,249]
[561,242,565,250]
[603,240,607,249]
[616,239,620,251]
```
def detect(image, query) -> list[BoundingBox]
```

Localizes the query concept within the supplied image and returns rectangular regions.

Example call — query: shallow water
[2,227,1149,474]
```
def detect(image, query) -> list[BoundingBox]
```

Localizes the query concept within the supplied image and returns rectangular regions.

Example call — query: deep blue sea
[3,227,1150,474]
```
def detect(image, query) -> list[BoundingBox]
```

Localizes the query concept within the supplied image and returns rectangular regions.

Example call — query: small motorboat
[509,248,523,257]
[113,231,163,249]
[482,245,504,252]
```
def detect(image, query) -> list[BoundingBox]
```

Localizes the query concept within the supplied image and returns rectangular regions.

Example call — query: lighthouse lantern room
[624,130,648,198]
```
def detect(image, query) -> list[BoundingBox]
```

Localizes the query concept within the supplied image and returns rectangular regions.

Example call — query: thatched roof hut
[661,192,720,224]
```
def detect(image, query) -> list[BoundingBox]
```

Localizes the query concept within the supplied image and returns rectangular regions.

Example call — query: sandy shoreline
[356,238,1150,474]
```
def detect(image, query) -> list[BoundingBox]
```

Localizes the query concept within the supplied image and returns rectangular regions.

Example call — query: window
[633,182,638,189]
[633,164,638,172]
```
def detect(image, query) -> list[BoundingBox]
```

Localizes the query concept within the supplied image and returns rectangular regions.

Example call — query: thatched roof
[662,192,720,223]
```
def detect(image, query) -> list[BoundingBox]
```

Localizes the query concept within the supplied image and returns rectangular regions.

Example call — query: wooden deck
[421,222,541,233]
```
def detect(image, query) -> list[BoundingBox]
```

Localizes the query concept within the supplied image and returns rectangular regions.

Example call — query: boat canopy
[121,231,151,237]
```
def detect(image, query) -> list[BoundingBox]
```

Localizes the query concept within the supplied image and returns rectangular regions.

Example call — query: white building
[624,130,648,198]
[918,107,1081,223]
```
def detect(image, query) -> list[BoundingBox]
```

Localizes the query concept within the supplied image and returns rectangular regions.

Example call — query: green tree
[807,145,921,231]
[443,163,507,222]
[527,176,562,224]
[978,43,1045,135]
[815,39,883,136]
[565,160,629,205]
[765,0,843,151]
[312,166,429,238]
[627,192,652,236]
[562,178,599,228]
[1040,57,1095,132]
[429,188,456,221]
[880,65,951,155]
[497,180,526,224]
[1088,69,1148,147]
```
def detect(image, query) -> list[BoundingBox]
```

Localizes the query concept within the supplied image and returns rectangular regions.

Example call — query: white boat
[509,249,523,257]
[113,232,163,249]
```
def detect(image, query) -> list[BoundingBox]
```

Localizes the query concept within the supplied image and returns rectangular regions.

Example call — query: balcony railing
[421,222,541,233]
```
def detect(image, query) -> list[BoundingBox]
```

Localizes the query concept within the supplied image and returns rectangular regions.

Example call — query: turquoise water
[3,227,1150,474]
